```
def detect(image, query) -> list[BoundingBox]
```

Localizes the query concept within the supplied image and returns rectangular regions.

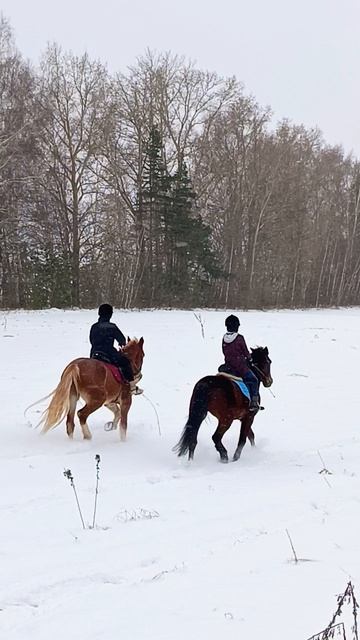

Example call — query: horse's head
[250,346,273,388]
[122,337,145,379]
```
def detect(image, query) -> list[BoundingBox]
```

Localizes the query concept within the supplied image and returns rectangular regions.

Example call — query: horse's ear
[250,347,254,352]
[139,337,144,347]
[127,336,131,343]
[264,347,268,355]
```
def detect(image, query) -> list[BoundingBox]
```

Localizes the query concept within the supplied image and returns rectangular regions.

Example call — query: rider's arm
[114,325,126,347]
[237,334,250,359]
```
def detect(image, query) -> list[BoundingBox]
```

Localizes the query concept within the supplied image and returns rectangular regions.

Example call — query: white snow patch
[1,308,360,639]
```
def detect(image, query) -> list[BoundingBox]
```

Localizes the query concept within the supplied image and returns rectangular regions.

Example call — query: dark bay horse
[40,338,144,441]
[175,347,273,462]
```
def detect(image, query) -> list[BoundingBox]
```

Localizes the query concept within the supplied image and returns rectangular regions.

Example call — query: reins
[250,361,266,382]
[250,359,276,398]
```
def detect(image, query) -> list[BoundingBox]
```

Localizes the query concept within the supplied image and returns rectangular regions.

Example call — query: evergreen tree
[164,163,221,305]
[139,126,172,304]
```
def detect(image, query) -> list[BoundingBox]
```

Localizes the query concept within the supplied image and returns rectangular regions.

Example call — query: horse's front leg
[119,388,132,441]
[233,414,254,461]
[212,420,232,463]
[248,423,255,447]
[104,402,121,431]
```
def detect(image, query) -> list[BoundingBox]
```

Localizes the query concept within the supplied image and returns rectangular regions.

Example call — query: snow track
[1,308,360,638]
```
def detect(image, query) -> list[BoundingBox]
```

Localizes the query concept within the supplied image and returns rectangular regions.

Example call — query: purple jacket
[222,332,250,377]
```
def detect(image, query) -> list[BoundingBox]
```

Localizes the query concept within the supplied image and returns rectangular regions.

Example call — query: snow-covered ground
[1,308,360,639]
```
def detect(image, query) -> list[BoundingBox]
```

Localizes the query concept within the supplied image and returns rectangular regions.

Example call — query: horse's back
[195,374,235,396]
[194,374,247,419]
[63,357,110,388]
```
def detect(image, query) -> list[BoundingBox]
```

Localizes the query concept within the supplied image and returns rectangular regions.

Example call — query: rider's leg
[113,351,143,395]
[243,370,259,412]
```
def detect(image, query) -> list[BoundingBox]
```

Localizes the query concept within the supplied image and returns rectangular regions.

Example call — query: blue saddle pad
[233,379,251,401]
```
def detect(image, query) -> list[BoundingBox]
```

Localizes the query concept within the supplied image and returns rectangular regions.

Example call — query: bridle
[249,353,272,387]
[132,361,142,380]
[122,342,143,379]
[250,361,267,384]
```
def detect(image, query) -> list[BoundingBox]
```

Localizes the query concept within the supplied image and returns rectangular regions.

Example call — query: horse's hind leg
[233,415,254,461]
[212,420,232,463]
[77,397,103,440]
[66,385,78,438]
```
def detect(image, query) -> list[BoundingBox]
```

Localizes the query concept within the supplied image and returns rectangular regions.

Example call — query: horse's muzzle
[263,376,273,388]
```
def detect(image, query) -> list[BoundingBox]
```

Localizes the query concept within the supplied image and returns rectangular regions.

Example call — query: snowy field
[1,307,360,639]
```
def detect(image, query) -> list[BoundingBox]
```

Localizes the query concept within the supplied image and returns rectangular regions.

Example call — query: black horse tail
[174,379,212,457]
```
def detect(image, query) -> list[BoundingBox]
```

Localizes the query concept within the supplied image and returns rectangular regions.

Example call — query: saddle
[91,353,124,383]
[91,351,112,364]
[217,371,264,411]
[217,372,251,400]
[105,363,124,384]
[217,371,244,382]
[91,353,142,391]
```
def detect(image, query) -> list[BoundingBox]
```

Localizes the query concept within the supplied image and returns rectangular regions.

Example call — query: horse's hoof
[104,421,116,431]
[233,450,241,461]
[219,454,228,463]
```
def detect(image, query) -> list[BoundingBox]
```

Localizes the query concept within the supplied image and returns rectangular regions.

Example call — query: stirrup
[131,386,143,396]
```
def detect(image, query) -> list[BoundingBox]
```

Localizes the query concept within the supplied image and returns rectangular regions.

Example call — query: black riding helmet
[98,303,113,320]
[225,314,240,332]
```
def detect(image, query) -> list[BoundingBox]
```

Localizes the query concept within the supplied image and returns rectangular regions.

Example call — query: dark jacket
[89,319,126,359]
[222,332,250,377]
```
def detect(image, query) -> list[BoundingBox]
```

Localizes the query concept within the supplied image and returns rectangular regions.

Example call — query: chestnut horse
[40,338,144,441]
[174,347,273,462]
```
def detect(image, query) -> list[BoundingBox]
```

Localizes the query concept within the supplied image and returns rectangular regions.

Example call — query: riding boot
[249,395,260,412]
[129,380,143,395]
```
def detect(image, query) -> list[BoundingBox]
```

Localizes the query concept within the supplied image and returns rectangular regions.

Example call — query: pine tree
[164,163,220,306]
[139,126,172,304]
[137,131,220,307]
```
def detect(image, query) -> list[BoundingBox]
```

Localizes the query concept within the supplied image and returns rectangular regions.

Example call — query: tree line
[1,17,359,310]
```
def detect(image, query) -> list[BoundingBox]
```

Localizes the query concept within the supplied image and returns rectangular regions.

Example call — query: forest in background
[1,17,359,310]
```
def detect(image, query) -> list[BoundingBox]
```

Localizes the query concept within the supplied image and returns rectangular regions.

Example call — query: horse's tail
[41,363,80,433]
[174,378,211,457]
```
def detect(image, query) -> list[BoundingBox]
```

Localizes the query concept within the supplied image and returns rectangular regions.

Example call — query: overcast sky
[2,0,359,157]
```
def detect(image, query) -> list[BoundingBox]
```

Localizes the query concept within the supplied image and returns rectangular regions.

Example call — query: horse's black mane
[251,346,269,362]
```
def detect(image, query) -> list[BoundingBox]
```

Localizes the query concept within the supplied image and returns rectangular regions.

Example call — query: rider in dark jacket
[219,314,259,412]
[90,304,142,394]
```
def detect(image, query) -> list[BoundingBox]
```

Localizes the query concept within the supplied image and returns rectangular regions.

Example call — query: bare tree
[37,45,108,306]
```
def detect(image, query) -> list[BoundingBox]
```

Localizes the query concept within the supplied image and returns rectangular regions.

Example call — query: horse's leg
[77,396,103,440]
[66,384,78,438]
[233,414,254,461]
[248,423,255,447]
[119,387,132,441]
[212,420,232,463]
[104,402,121,431]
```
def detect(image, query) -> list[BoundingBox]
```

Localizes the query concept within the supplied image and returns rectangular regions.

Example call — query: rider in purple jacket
[220,314,259,412]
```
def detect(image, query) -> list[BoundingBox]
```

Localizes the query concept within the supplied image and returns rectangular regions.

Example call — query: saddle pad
[233,379,251,401]
[105,363,124,384]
